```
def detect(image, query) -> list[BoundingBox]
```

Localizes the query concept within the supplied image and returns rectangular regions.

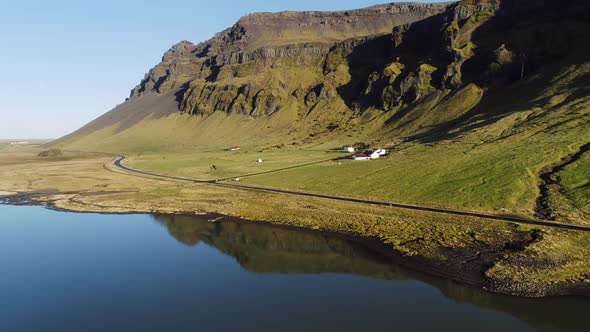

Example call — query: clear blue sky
[0,0,448,139]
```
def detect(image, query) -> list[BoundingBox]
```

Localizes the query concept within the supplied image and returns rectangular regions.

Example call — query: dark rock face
[341,0,590,112]
[129,40,201,98]
[215,44,333,66]
[129,2,452,99]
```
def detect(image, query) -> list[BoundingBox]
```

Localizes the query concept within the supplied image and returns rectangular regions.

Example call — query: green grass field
[120,119,588,223]
[559,153,590,219]
[125,147,345,180]
[237,138,584,217]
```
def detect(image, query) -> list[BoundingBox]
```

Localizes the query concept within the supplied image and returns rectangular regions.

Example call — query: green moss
[419,63,437,73]
[324,49,348,74]
[383,62,405,81]
[415,64,437,95]
[455,42,476,59]
[445,20,460,44]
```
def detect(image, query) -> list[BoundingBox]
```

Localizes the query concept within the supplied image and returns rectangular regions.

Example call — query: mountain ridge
[127,1,453,99]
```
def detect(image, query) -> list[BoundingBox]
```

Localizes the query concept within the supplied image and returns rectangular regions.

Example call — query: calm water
[0,204,588,332]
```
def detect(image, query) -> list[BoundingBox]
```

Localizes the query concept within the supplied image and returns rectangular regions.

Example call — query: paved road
[112,156,590,233]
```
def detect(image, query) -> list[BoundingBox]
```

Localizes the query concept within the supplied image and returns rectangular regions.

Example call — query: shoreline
[2,190,589,299]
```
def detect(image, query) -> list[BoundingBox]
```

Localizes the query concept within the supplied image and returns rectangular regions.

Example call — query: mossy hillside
[63,56,590,223]
[240,60,590,221]
[181,56,325,116]
[382,83,484,137]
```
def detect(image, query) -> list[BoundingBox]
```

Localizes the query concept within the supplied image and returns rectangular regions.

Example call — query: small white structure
[375,148,388,156]
[352,154,371,161]
[228,146,240,151]
[364,150,381,159]
[256,158,263,163]
[342,146,355,153]
[352,148,388,160]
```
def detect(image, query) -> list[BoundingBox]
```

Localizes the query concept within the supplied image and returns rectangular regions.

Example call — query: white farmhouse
[363,150,381,159]
[342,146,355,153]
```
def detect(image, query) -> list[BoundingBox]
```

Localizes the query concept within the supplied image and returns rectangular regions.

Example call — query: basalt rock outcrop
[129,2,453,104]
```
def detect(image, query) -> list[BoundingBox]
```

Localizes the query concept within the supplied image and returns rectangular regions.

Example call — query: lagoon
[0,204,587,332]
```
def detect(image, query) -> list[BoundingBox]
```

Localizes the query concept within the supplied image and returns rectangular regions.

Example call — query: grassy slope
[236,61,590,221]
[58,59,589,223]
[558,153,590,220]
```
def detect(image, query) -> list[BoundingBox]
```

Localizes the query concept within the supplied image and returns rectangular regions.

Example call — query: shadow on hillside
[337,11,450,111]
[174,82,190,109]
[333,0,589,144]
[336,34,394,110]
[405,0,590,144]
[409,60,590,144]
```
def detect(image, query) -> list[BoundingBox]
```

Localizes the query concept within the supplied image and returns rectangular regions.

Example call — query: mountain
[53,0,590,221]
[52,2,453,150]
[55,0,589,151]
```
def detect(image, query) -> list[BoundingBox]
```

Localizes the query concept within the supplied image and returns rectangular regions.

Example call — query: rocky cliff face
[338,0,590,115]
[129,2,452,99]
[61,0,590,150]
[130,0,589,123]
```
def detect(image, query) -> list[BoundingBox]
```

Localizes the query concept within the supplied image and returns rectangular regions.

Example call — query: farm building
[363,150,381,159]
[361,149,388,159]
[342,146,355,153]
[228,146,240,151]
[352,154,371,161]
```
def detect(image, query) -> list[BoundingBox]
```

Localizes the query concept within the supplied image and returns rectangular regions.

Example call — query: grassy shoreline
[1,150,590,298]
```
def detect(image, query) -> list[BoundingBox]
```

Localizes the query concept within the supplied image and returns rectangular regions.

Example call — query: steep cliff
[129,2,452,99]
[57,0,590,151]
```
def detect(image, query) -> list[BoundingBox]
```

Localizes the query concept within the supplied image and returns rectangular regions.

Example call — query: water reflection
[154,214,588,332]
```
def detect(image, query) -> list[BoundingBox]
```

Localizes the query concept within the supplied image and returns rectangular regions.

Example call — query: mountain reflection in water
[154,214,588,332]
